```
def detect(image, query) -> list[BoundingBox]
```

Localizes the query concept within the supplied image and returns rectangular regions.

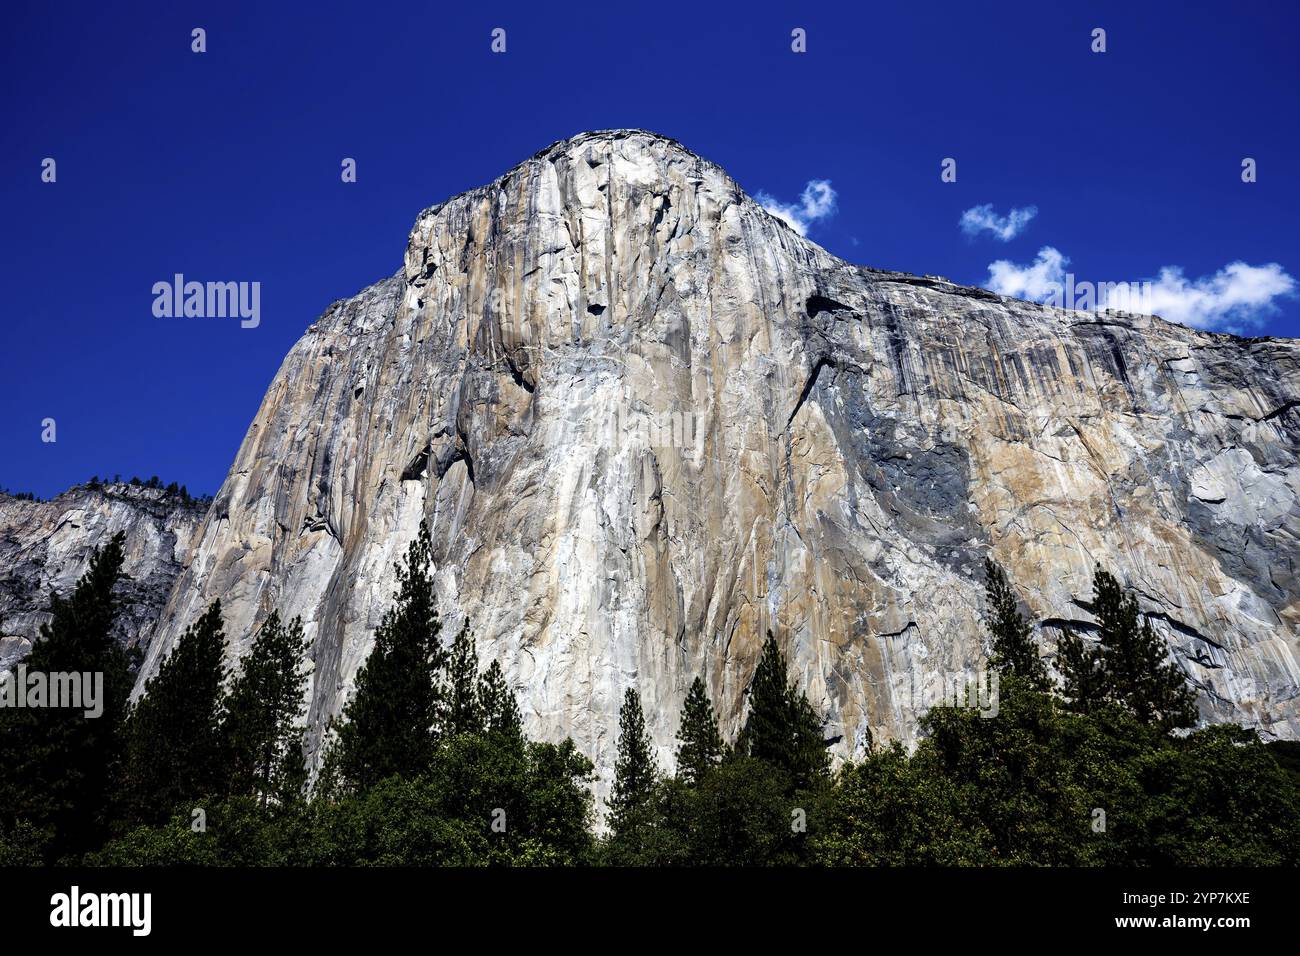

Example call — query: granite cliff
[0,483,205,670]
[113,130,1300,793]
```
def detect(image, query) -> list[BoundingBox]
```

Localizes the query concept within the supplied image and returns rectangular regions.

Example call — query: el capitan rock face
[133,129,1300,794]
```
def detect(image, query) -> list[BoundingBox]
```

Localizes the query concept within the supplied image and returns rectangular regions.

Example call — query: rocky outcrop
[0,484,206,669]
[136,129,1300,798]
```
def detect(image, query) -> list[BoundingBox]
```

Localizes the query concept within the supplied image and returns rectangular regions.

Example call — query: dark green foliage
[1057,627,1108,714]
[897,678,1121,864]
[438,620,524,745]
[222,611,310,805]
[813,676,1300,867]
[445,621,483,738]
[598,758,812,867]
[984,558,1050,691]
[123,601,228,824]
[90,582,594,867]
[0,533,134,860]
[329,524,447,790]
[740,634,830,791]
[1090,567,1197,730]
[3,529,1294,869]
[478,659,523,739]
[425,735,594,865]
[85,477,204,504]
[607,688,658,841]
[672,756,810,866]
[0,820,48,865]
[814,742,994,865]
[1103,724,1298,866]
[1266,740,1300,786]
[1059,567,1197,731]
[91,735,595,867]
[675,677,725,786]
[602,671,826,866]
[304,780,492,865]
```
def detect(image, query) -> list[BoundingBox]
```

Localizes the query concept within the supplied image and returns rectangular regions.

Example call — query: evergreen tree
[222,611,310,805]
[789,690,831,790]
[330,523,446,790]
[741,634,830,791]
[1057,627,1107,715]
[445,621,483,737]
[123,601,228,824]
[0,533,135,859]
[478,659,523,740]
[1089,566,1197,731]
[983,558,1050,691]
[607,688,658,838]
[675,677,724,785]
[1057,568,1198,731]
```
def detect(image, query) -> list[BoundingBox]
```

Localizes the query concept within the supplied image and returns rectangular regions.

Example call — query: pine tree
[789,690,831,790]
[0,533,134,858]
[123,600,228,824]
[984,558,1050,692]
[222,611,310,805]
[1120,618,1198,730]
[1056,627,1106,714]
[478,659,523,740]
[330,523,446,789]
[445,621,483,737]
[741,634,830,791]
[743,635,791,764]
[1056,568,1198,731]
[675,677,724,785]
[607,688,658,838]
[1090,566,1197,731]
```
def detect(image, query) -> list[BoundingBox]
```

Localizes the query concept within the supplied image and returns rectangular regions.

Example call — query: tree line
[0,530,1296,866]
[0,478,213,506]
[86,475,210,505]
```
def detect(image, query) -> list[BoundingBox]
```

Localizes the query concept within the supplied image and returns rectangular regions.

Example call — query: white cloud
[960,203,1038,241]
[986,246,1068,300]
[756,179,837,236]
[982,246,1296,332]
[1139,262,1295,331]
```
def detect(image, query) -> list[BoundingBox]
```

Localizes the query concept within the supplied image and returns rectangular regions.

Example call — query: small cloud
[757,179,837,236]
[960,203,1037,241]
[982,246,1296,332]
[986,246,1068,299]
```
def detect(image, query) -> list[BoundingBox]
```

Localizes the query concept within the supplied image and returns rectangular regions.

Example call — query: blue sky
[3,0,1297,498]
